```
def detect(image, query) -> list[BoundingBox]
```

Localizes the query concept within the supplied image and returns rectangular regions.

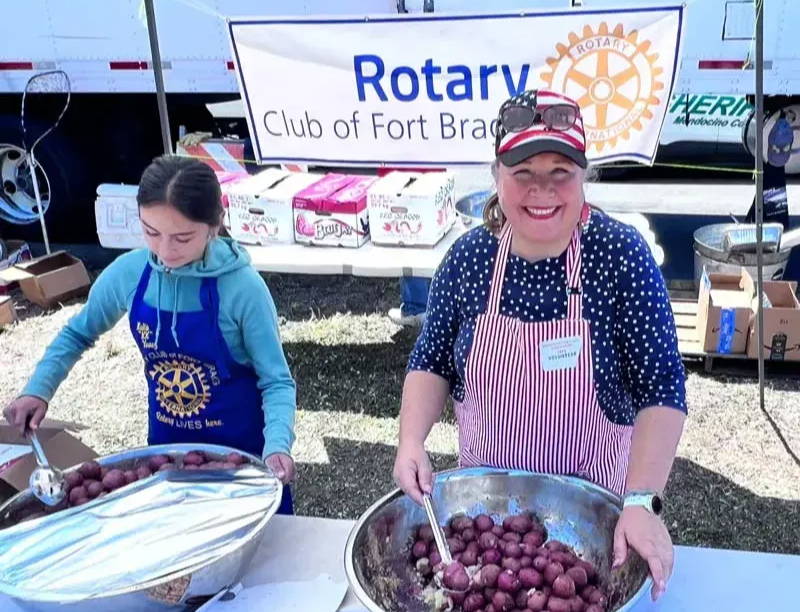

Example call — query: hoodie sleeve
[228,268,297,459]
[22,252,141,402]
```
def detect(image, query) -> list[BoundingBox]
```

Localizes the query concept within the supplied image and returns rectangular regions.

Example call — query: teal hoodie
[23,238,296,459]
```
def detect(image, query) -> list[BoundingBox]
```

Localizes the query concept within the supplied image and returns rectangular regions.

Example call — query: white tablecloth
[4,515,798,611]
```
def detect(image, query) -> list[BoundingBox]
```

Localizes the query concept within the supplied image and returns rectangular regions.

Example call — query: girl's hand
[3,396,48,436]
[265,452,295,484]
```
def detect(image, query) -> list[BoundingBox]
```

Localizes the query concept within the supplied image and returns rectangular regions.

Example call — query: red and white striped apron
[455,213,632,494]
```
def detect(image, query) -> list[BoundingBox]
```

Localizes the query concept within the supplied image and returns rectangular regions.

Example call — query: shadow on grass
[296,438,800,555]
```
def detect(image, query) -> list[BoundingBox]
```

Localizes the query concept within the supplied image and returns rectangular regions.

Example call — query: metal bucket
[0,443,280,612]
[693,223,792,285]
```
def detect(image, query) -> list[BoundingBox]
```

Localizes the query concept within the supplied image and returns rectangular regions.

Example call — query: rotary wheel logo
[149,359,210,417]
[542,22,664,151]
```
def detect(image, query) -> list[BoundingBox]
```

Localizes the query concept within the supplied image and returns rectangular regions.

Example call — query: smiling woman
[393,89,688,602]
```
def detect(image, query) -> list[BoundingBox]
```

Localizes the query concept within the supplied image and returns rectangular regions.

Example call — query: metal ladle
[28,431,66,506]
[422,493,469,595]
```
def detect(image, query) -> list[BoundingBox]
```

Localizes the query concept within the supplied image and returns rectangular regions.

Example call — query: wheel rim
[0,144,51,224]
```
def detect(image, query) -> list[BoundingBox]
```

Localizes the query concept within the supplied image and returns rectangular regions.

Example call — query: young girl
[4,156,297,514]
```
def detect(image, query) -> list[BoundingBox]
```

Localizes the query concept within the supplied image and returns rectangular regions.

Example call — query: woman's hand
[613,506,673,601]
[3,396,48,436]
[393,441,433,505]
[265,453,295,484]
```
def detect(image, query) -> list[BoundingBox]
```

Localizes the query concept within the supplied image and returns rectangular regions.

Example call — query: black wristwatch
[623,491,664,516]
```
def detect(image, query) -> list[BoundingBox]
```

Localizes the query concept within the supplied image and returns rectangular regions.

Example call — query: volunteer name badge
[539,336,582,371]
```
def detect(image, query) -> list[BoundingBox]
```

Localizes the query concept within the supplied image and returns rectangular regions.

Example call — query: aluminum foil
[0,466,281,603]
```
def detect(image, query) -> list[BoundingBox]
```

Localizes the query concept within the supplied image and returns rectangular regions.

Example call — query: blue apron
[129,263,293,514]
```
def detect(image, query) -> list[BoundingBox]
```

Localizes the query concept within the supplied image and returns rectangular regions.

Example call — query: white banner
[229,7,684,167]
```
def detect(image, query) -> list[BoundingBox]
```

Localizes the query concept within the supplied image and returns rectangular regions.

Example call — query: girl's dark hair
[137,155,223,227]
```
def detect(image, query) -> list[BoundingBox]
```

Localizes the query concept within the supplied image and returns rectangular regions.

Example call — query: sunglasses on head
[500,103,579,133]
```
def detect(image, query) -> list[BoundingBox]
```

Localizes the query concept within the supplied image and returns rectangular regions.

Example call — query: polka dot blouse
[408,210,687,425]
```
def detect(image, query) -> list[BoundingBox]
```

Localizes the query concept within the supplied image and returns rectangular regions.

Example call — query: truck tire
[0,113,95,243]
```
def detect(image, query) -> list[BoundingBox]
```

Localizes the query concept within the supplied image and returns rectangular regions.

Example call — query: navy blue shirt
[408,210,687,426]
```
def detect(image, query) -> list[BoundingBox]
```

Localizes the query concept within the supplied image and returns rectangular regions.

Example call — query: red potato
[466,541,481,554]
[182,451,205,466]
[484,588,497,602]
[85,480,104,499]
[518,567,543,589]
[492,590,514,611]
[504,542,523,559]
[102,469,126,491]
[451,516,475,533]
[443,561,471,592]
[482,549,502,565]
[552,575,576,599]
[565,567,588,588]
[158,463,176,472]
[463,592,486,612]
[226,451,246,465]
[533,556,549,572]
[527,590,548,611]
[123,470,138,485]
[544,562,565,585]
[520,556,532,568]
[100,466,109,480]
[78,460,102,480]
[64,472,84,488]
[491,525,505,538]
[550,552,577,568]
[448,537,467,554]
[584,606,603,612]
[515,589,530,609]
[418,525,435,542]
[148,454,171,471]
[136,465,152,480]
[68,486,87,504]
[502,558,522,573]
[521,543,538,557]
[507,515,533,535]
[497,570,520,593]
[479,532,500,551]
[523,531,545,548]
[475,564,502,588]
[574,560,597,584]
[412,540,428,559]
[461,548,479,567]
[450,591,467,606]
[568,595,586,612]
[485,604,497,612]
[462,528,477,543]
[430,550,442,567]
[546,596,571,612]
[73,497,91,506]
[502,532,522,544]
[475,514,495,533]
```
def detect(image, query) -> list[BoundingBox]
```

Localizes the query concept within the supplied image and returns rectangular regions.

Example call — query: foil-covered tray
[0,443,282,611]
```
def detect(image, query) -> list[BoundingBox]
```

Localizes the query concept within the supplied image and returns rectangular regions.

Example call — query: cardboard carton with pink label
[228,169,321,245]
[367,171,456,247]
[293,174,376,248]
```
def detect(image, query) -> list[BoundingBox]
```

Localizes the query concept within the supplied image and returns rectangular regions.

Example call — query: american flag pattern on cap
[495,89,587,168]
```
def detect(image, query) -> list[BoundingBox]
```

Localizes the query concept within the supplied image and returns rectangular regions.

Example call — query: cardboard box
[229,169,321,245]
[95,183,146,250]
[0,419,97,501]
[696,268,755,354]
[0,295,16,326]
[293,174,376,248]
[0,240,33,295]
[368,171,456,247]
[0,251,91,308]
[216,171,249,232]
[747,280,800,361]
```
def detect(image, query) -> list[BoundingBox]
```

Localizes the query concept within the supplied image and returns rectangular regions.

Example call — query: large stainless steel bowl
[345,468,651,612]
[0,443,281,612]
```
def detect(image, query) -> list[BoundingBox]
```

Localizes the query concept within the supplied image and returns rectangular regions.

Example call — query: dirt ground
[2,272,800,555]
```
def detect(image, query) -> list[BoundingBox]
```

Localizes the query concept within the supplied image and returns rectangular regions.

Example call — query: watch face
[652,495,663,515]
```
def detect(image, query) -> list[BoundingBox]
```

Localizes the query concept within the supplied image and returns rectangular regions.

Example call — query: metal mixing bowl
[0,443,281,612]
[345,468,651,611]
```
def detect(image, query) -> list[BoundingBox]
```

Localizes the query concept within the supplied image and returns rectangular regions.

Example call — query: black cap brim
[498,139,588,168]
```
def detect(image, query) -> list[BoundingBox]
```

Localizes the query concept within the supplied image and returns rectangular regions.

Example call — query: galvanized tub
[0,443,282,611]
[344,468,650,612]
[694,223,792,285]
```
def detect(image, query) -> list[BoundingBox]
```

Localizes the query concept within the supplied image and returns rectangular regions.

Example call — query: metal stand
[144,0,173,155]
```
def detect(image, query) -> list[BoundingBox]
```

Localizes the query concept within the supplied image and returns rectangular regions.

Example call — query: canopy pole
[144,0,173,155]
[754,0,766,410]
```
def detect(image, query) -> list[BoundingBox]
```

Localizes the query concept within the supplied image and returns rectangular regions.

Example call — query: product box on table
[94,184,144,250]
[293,174,376,248]
[747,279,800,361]
[216,171,249,232]
[229,169,321,246]
[367,171,455,247]
[696,267,755,354]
